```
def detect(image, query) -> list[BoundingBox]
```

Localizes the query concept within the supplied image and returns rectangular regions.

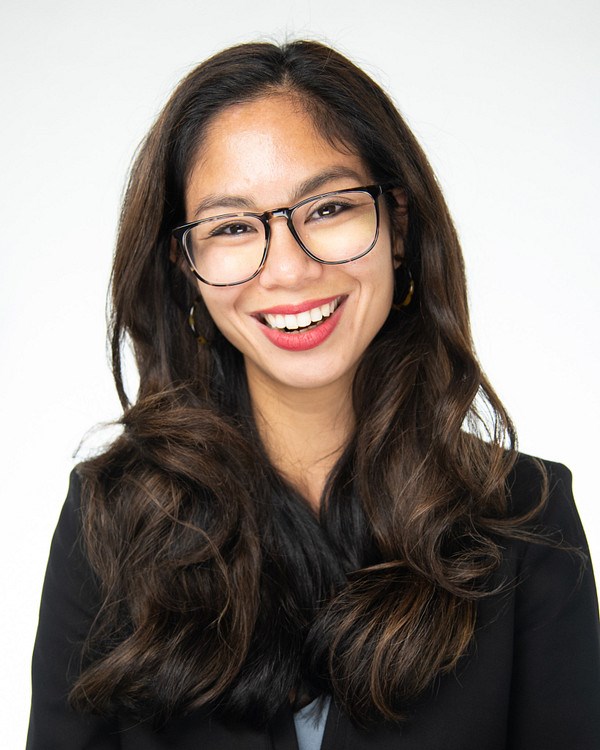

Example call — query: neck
[246,368,355,510]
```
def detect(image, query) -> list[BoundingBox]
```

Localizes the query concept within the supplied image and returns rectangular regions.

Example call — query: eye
[208,220,258,238]
[308,200,352,221]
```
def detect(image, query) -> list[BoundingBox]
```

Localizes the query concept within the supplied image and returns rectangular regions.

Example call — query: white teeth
[262,297,341,331]
[296,311,312,327]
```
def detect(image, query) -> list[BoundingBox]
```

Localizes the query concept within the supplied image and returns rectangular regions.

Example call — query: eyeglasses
[172,184,393,287]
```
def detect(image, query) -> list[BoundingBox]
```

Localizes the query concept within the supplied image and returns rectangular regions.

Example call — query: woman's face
[185,94,403,398]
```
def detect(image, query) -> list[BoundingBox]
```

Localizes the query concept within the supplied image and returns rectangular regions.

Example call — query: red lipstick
[253,295,341,316]
[256,297,345,351]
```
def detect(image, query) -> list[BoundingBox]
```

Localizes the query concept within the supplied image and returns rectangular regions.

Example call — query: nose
[257,215,323,289]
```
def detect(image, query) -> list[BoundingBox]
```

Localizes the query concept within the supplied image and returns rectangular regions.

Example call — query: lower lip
[258,301,344,351]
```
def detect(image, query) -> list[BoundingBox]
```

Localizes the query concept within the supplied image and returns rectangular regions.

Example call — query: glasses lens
[184,215,266,285]
[293,190,377,262]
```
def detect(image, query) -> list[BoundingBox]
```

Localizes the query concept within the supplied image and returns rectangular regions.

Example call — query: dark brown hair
[71,40,540,728]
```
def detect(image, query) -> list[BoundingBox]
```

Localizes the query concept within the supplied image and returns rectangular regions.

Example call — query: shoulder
[47,468,94,581]
[53,468,85,542]
[28,469,119,748]
[506,453,583,544]
[507,452,569,507]
[40,467,101,628]
[43,468,84,569]
[503,453,598,632]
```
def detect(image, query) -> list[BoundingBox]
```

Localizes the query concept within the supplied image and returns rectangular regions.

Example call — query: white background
[1,1,598,744]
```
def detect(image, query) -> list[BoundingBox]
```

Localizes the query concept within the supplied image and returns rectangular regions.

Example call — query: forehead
[185,94,370,212]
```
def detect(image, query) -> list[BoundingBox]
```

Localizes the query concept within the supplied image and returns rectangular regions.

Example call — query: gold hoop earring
[188,300,208,345]
[392,265,415,310]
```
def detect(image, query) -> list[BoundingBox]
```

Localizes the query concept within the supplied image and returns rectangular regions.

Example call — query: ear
[390,188,409,269]
[171,236,201,297]
[171,237,194,278]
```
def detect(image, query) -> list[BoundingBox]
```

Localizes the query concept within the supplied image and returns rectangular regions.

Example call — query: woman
[27,40,600,749]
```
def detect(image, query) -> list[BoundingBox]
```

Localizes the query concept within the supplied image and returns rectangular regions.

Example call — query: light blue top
[293,696,331,750]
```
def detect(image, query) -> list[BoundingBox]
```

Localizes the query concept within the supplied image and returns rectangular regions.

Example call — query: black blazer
[27,457,600,749]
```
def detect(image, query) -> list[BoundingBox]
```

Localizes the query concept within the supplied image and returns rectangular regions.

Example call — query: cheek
[198,288,225,326]
[198,286,245,341]
[362,247,396,321]
[355,241,396,294]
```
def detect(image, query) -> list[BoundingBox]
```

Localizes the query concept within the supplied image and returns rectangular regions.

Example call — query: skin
[185,94,405,507]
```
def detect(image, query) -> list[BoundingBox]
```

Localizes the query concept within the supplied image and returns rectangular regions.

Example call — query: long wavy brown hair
[71,40,543,728]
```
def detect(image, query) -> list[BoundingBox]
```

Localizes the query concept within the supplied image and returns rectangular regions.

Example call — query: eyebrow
[190,166,367,218]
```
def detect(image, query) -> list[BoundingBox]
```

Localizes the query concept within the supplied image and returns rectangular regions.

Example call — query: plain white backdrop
[1,1,598,744]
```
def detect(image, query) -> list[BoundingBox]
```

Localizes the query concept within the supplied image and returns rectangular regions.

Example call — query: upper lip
[252,295,344,316]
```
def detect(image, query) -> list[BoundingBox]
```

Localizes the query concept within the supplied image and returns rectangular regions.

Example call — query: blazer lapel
[320,701,348,750]
[269,704,299,750]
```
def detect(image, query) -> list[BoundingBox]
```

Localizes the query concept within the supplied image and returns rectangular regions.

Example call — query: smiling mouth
[258,297,343,333]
